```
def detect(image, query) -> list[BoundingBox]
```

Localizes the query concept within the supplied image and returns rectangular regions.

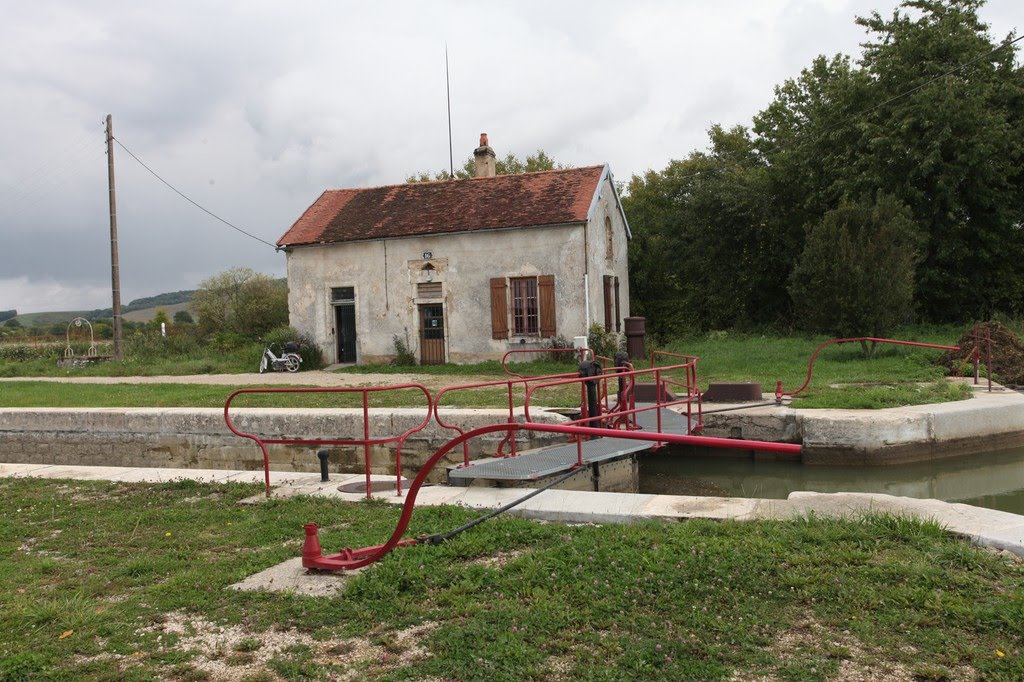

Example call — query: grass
[0,325,983,409]
[0,477,1021,680]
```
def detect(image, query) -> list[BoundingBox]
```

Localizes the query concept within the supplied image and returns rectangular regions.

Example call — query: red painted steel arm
[776,337,960,400]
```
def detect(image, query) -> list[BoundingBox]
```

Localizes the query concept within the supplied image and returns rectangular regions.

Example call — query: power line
[111,137,279,249]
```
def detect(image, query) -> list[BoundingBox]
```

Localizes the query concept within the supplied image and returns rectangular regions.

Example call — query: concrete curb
[3,463,1021,559]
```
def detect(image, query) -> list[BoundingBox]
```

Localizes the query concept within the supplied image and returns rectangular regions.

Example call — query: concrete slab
[227,557,357,596]
[2,463,1021,559]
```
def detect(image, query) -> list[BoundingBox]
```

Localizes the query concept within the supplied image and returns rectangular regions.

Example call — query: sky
[1,0,1019,313]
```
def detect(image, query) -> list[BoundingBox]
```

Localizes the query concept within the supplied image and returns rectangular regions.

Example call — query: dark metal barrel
[624,317,646,360]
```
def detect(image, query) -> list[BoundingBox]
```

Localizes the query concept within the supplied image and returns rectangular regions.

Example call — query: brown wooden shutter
[603,275,613,330]
[614,276,621,332]
[538,274,556,338]
[490,277,509,339]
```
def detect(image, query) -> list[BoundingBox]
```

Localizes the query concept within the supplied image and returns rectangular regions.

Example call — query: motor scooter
[259,341,302,373]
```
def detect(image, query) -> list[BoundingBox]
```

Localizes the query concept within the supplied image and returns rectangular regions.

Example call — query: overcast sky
[1,0,1018,313]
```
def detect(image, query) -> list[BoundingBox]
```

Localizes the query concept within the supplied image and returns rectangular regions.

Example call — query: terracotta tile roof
[278,165,606,247]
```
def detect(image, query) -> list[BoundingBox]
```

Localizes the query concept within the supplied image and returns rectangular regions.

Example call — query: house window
[490,275,556,340]
[605,216,614,264]
[511,277,539,336]
[331,287,355,303]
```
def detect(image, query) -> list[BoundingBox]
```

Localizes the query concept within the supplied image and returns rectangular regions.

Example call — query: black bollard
[578,359,602,427]
[614,351,630,397]
[316,450,330,482]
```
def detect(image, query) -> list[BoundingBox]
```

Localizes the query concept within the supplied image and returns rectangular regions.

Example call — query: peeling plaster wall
[286,175,631,365]
[586,174,631,331]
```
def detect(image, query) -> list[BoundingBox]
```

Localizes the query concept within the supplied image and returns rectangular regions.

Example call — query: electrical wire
[111,137,279,249]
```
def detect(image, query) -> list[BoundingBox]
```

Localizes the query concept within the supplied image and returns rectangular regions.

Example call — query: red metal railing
[775,337,961,401]
[522,360,703,449]
[301,420,802,571]
[650,351,703,432]
[223,384,433,498]
[501,347,593,380]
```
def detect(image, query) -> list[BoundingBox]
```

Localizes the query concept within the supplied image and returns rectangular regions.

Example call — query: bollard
[578,359,602,427]
[316,450,330,482]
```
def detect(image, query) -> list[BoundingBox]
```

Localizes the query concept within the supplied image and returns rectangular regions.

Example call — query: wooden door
[419,304,445,365]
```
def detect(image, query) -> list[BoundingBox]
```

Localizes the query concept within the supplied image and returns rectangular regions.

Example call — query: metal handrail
[522,361,703,441]
[501,346,594,379]
[775,336,960,400]
[300,420,802,571]
[224,384,433,498]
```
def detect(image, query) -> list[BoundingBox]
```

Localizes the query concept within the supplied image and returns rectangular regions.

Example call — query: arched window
[604,216,614,263]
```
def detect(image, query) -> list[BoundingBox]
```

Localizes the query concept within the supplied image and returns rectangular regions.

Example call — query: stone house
[276,136,631,365]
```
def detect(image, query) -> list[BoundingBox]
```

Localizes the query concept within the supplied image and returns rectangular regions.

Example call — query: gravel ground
[0,369,494,391]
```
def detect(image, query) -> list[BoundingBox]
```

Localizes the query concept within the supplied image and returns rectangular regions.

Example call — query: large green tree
[789,194,921,337]
[192,268,288,339]
[628,0,1023,332]
[755,0,1024,321]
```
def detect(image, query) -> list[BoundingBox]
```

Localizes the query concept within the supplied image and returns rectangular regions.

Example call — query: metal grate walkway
[447,404,693,483]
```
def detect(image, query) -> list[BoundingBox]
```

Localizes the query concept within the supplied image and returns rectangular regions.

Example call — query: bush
[789,194,920,339]
[587,323,623,360]
[173,310,194,325]
[192,267,287,339]
[547,335,578,363]
[264,325,324,370]
[390,332,416,366]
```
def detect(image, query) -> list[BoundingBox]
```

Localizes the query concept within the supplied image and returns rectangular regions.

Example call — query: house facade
[277,137,630,365]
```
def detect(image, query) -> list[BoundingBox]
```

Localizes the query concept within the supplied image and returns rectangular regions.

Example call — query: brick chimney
[473,133,496,178]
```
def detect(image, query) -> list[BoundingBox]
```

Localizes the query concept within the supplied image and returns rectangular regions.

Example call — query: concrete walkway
[3,462,1022,559]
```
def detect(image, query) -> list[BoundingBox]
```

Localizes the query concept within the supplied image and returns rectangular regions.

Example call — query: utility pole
[105,114,123,361]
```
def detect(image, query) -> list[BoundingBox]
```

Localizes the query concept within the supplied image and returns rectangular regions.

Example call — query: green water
[639,446,1024,516]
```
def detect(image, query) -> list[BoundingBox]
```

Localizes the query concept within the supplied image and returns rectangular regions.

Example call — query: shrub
[547,335,578,364]
[789,194,920,339]
[192,267,287,339]
[173,310,195,325]
[264,325,324,370]
[390,332,416,367]
[587,323,622,360]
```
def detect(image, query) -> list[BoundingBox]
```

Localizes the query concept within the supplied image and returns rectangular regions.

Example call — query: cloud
[1,0,1019,312]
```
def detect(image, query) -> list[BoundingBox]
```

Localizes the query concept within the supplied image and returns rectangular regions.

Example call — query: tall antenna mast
[445,43,454,178]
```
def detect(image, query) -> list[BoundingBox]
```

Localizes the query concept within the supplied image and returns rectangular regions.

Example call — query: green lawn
[0,325,980,409]
[1,478,1021,680]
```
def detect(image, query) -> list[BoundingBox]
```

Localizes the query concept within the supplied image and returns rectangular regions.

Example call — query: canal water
[639,446,1024,516]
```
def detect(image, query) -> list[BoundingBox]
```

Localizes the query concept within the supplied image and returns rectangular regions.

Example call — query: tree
[173,310,194,325]
[407,150,565,182]
[3,317,21,329]
[192,267,288,338]
[754,0,1024,322]
[789,194,920,338]
[150,309,170,329]
[624,125,785,335]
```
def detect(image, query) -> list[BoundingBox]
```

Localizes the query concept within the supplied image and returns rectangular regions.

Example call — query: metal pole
[105,115,123,361]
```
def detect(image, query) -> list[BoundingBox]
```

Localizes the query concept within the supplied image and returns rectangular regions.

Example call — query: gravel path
[0,370,495,391]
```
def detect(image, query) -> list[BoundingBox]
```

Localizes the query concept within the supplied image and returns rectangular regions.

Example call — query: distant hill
[122,301,194,323]
[13,289,197,326]
[87,289,196,319]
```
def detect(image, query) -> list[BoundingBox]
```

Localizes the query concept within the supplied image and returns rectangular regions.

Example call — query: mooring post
[316,450,330,482]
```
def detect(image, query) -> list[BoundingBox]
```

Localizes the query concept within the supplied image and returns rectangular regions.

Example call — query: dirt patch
[938,322,1024,388]
[77,611,438,680]
[469,548,530,569]
[732,614,975,681]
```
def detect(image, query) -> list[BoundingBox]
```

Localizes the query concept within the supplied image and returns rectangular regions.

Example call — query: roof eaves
[279,220,588,250]
[585,164,632,240]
